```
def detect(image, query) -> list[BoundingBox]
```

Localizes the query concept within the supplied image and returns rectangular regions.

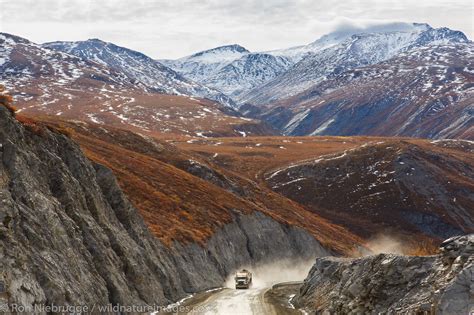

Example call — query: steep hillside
[241,23,468,105]
[4,98,470,308]
[265,140,474,240]
[39,116,362,253]
[0,103,191,307]
[252,43,474,139]
[43,39,235,108]
[161,135,474,246]
[0,33,272,138]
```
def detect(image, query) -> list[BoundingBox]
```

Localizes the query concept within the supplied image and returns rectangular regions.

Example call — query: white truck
[234,269,252,289]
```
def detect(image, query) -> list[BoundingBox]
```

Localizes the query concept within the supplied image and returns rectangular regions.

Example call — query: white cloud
[0,0,472,59]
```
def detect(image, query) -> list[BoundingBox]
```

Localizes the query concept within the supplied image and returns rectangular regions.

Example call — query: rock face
[0,106,329,309]
[294,234,474,314]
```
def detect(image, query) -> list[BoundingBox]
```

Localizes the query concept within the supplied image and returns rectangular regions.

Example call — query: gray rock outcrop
[294,234,474,314]
[0,105,328,311]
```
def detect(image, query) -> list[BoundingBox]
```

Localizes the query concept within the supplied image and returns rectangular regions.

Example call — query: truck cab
[235,269,252,289]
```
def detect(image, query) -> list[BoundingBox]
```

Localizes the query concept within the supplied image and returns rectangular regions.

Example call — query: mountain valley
[0,18,473,314]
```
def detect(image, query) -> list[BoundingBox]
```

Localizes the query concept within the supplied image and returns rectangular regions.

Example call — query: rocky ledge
[294,234,473,314]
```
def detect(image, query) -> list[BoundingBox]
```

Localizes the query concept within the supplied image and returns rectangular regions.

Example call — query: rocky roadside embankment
[0,105,329,310]
[294,234,474,314]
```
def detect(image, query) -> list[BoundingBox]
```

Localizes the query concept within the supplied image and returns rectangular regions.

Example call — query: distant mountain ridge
[245,43,474,139]
[161,44,293,99]
[0,33,269,137]
[2,22,472,140]
[43,39,236,108]
[162,23,470,110]
[188,44,249,59]
[160,44,251,85]
[240,23,469,105]
[159,22,473,140]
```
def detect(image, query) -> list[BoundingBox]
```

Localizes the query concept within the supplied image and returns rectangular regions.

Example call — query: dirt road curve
[158,262,312,315]
[184,288,275,315]
[176,283,303,315]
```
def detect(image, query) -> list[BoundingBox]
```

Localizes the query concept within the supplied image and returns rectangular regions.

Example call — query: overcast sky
[0,0,472,59]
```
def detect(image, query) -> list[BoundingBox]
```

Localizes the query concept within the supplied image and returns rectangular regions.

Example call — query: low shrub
[406,239,440,256]
[0,86,16,116]
[47,124,75,138]
[15,115,46,136]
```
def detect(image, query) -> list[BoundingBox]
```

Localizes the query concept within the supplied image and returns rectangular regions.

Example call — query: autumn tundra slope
[264,139,474,240]
[34,115,474,251]
[173,134,474,244]
[39,116,361,252]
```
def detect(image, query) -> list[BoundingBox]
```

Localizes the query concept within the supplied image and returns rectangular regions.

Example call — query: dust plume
[366,234,405,255]
[352,234,410,257]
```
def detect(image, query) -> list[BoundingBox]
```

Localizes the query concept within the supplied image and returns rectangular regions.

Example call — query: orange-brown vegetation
[405,238,440,256]
[13,85,273,138]
[0,85,16,115]
[0,85,44,135]
[15,115,45,135]
[0,87,73,137]
[173,136,473,253]
[171,135,387,181]
[257,139,473,250]
[34,117,473,255]
[39,117,363,253]
[13,114,74,138]
[48,124,75,137]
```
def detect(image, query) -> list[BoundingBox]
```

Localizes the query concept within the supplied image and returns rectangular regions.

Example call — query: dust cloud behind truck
[235,269,252,289]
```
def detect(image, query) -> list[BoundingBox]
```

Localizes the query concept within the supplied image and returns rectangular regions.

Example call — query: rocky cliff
[294,234,474,314]
[0,105,330,310]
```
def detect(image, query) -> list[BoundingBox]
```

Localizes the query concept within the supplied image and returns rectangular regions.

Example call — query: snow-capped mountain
[0,33,268,137]
[162,23,469,107]
[249,42,474,139]
[2,22,472,140]
[161,44,250,83]
[43,39,236,108]
[240,23,469,105]
[268,22,436,63]
[195,52,291,98]
[0,33,139,100]
[161,45,293,99]
[210,53,291,98]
